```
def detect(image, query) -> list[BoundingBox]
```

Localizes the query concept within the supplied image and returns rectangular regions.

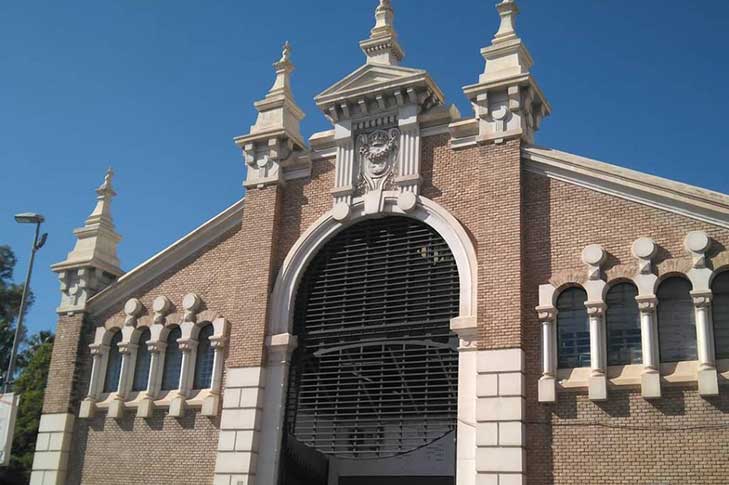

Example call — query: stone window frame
[79,294,228,419]
[537,232,723,403]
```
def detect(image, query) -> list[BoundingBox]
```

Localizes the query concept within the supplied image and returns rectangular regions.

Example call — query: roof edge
[522,145,729,229]
[87,197,246,316]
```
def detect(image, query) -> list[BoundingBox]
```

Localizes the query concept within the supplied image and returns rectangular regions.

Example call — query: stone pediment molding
[315,64,444,121]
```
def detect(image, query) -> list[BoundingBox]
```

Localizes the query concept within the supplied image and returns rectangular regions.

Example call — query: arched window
[132,328,152,392]
[657,277,696,362]
[557,287,590,368]
[161,326,182,391]
[103,330,123,393]
[193,324,215,389]
[605,283,642,365]
[712,271,729,360]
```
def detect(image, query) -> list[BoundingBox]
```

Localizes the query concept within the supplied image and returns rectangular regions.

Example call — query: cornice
[523,145,729,229]
[87,198,246,316]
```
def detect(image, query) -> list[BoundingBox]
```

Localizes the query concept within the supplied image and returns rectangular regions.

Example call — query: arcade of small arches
[537,231,729,402]
[79,293,228,419]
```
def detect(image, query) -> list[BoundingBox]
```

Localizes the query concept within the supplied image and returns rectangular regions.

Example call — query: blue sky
[1,0,728,335]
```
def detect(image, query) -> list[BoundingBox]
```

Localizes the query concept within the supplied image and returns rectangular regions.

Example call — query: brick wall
[43,313,90,414]
[523,172,729,484]
[67,410,219,485]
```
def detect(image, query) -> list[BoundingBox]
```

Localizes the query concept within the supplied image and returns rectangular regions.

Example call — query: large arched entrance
[280,216,460,485]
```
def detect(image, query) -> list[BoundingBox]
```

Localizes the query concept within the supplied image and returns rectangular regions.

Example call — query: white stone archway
[255,191,479,485]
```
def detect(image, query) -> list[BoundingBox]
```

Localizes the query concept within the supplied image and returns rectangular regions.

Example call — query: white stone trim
[523,145,729,229]
[30,413,74,485]
[536,231,727,401]
[87,198,245,316]
[214,367,265,485]
[476,349,526,484]
[80,304,228,419]
[258,193,478,485]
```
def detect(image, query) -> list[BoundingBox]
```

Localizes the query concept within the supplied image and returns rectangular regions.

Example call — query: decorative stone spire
[360,0,404,65]
[235,41,307,189]
[463,0,550,144]
[52,168,123,313]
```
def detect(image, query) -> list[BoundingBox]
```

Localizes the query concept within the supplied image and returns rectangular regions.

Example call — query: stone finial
[581,244,607,281]
[152,295,172,325]
[359,0,404,65]
[631,237,658,274]
[684,231,711,269]
[51,168,124,313]
[235,41,307,189]
[494,0,519,43]
[123,298,144,326]
[182,293,202,323]
[463,0,550,144]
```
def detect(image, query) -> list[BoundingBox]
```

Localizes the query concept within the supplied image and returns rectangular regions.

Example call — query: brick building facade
[30,1,729,484]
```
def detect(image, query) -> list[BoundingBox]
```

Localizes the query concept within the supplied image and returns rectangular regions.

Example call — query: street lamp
[2,213,47,394]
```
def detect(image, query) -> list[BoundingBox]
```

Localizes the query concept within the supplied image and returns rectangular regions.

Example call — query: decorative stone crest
[357,128,401,193]
[152,295,172,325]
[632,237,657,274]
[581,244,607,281]
[684,230,711,269]
[123,298,143,326]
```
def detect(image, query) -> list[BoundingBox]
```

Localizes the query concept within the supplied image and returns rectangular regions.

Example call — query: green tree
[0,333,54,484]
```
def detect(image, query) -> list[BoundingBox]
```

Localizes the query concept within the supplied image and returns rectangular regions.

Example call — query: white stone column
[396,103,421,199]
[79,342,108,419]
[331,121,355,221]
[170,338,197,417]
[537,306,557,403]
[203,335,226,416]
[255,332,297,485]
[475,349,526,485]
[30,413,75,485]
[637,296,661,399]
[213,367,265,485]
[451,317,478,485]
[108,342,137,419]
[692,291,719,396]
[586,302,607,401]
[138,340,165,418]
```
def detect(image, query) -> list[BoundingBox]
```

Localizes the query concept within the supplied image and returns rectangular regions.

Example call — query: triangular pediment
[315,63,435,107]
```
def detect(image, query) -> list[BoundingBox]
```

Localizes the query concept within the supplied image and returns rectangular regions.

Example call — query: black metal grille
[285,216,460,459]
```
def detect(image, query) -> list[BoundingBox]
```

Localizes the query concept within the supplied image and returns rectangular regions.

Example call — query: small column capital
[536,305,557,322]
[585,302,607,317]
[177,338,198,353]
[636,296,658,313]
[691,290,713,308]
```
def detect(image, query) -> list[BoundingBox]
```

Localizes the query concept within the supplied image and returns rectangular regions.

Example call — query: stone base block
[202,393,220,417]
[169,395,186,417]
[78,399,96,419]
[698,367,719,397]
[588,374,608,401]
[107,398,125,419]
[538,377,556,403]
[136,397,155,418]
[641,371,661,399]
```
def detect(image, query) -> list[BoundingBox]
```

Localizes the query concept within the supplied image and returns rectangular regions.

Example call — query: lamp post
[2,213,47,394]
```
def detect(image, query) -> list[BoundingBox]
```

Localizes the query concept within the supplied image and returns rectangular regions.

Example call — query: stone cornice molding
[87,198,245,316]
[523,145,729,229]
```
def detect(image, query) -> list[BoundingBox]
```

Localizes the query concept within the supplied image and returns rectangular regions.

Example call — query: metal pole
[2,222,41,395]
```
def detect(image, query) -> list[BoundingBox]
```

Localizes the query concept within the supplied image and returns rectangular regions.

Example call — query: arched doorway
[280,216,460,485]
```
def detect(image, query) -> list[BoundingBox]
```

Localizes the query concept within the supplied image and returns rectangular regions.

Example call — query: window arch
[103,330,123,393]
[193,324,215,390]
[657,277,696,362]
[132,328,152,392]
[712,271,729,360]
[605,282,642,365]
[557,287,590,368]
[161,326,183,391]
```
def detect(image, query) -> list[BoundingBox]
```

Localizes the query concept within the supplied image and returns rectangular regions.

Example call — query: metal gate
[281,216,459,484]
